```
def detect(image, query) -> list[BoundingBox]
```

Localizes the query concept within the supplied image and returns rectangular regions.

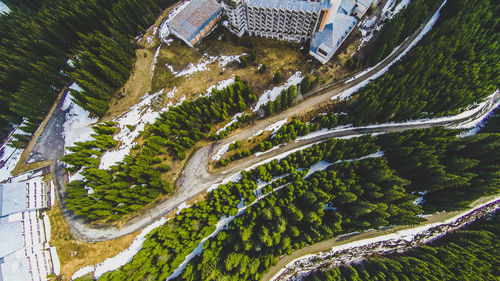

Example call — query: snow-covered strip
[295,125,352,141]
[335,0,447,100]
[216,113,242,135]
[166,64,179,75]
[344,66,375,83]
[91,217,169,279]
[304,151,384,178]
[68,82,83,93]
[254,145,281,157]
[71,266,94,280]
[61,92,97,153]
[99,88,174,169]
[146,27,158,45]
[0,121,25,181]
[152,45,162,72]
[253,118,289,137]
[392,0,411,17]
[0,1,10,15]
[175,56,217,77]
[451,90,500,129]
[159,0,191,43]
[176,202,190,215]
[212,143,231,161]
[270,195,500,281]
[302,90,499,142]
[380,0,398,20]
[206,76,236,97]
[218,54,246,70]
[253,72,303,112]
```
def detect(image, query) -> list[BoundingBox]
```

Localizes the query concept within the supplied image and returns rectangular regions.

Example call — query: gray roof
[168,0,222,42]
[247,0,331,13]
[0,221,23,258]
[0,256,30,281]
[0,183,27,217]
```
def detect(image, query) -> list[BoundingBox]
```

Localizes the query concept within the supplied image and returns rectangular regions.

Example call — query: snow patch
[212,143,231,161]
[99,88,175,169]
[216,113,241,135]
[253,118,289,137]
[253,72,303,112]
[62,93,97,152]
[205,76,236,97]
[0,1,10,15]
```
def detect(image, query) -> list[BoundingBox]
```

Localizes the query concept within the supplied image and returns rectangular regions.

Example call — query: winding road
[28,0,500,242]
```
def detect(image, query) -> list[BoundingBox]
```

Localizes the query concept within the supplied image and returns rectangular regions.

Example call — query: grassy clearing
[47,201,139,280]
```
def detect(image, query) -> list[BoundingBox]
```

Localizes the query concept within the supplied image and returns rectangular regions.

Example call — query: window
[318,48,328,57]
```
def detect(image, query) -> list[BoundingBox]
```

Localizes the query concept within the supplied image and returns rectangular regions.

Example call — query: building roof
[0,256,31,281]
[0,221,23,258]
[168,0,222,42]
[247,0,331,13]
[310,0,357,62]
[0,183,27,217]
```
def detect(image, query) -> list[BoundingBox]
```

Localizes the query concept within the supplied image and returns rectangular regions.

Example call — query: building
[167,0,223,47]
[0,181,49,217]
[223,0,376,64]
[0,180,60,281]
[166,0,376,63]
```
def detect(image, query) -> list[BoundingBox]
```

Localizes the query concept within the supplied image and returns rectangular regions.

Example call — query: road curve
[44,3,499,241]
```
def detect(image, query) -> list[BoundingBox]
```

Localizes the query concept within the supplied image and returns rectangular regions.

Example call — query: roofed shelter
[168,0,223,47]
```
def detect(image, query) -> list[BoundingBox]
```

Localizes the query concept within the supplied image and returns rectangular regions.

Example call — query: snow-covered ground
[253,118,289,137]
[174,54,246,78]
[304,151,384,178]
[0,147,21,180]
[212,143,231,161]
[336,0,447,100]
[62,88,98,152]
[253,72,303,112]
[215,113,241,136]
[99,88,176,169]
[205,76,236,97]
[0,1,10,15]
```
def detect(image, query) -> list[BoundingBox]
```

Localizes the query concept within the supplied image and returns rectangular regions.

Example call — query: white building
[0,180,60,281]
[223,0,377,64]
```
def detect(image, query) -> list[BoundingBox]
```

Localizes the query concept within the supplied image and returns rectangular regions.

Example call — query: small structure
[168,0,223,47]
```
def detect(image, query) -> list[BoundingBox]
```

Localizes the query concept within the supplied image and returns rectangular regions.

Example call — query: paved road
[27,91,69,164]
[30,8,500,242]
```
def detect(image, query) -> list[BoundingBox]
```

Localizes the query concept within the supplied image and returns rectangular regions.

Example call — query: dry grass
[47,202,139,280]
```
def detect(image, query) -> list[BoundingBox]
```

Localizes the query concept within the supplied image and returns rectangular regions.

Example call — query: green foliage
[62,82,256,221]
[273,72,283,84]
[362,0,441,66]
[342,0,499,125]
[98,127,500,280]
[258,64,267,74]
[304,214,499,281]
[1,0,175,144]
[260,85,298,116]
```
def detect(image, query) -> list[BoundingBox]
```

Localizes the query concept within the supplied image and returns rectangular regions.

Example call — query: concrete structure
[167,0,223,47]
[0,179,59,281]
[0,181,48,217]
